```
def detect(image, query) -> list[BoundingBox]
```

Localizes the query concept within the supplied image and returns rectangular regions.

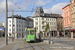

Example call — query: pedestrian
[12,33,14,41]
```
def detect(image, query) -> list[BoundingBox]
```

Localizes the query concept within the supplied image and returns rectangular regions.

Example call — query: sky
[0,0,70,26]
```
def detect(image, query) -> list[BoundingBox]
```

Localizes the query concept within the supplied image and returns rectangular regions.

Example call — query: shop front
[69,29,75,38]
[64,27,71,37]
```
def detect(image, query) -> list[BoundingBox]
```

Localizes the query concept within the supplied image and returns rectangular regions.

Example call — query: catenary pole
[5,0,8,45]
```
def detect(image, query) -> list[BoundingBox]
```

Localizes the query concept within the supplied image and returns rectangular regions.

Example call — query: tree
[45,23,50,36]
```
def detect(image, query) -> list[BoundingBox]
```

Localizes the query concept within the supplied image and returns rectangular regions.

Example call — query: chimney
[59,14,61,16]
[19,15,21,17]
[16,14,18,16]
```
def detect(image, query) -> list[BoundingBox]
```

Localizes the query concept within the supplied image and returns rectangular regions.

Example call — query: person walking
[12,33,14,41]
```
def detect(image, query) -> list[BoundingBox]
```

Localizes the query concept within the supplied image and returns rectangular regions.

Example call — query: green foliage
[45,23,50,32]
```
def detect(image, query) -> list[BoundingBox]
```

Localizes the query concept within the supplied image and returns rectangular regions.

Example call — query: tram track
[27,42,45,50]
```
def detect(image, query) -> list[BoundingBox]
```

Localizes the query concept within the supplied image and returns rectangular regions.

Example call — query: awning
[69,29,75,31]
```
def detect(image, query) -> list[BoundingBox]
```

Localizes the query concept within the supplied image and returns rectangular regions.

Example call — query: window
[72,0,74,3]
[17,25,18,27]
[22,29,23,31]
[13,25,15,27]
[72,8,73,11]
[35,18,38,20]
[59,19,60,21]
[19,25,20,27]
[42,27,44,29]
[17,29,18,31]
[13,29,14,31]
[36,22,38,25]
[19,29,20,31]
[36,27,38,30]
[72,15,73,18]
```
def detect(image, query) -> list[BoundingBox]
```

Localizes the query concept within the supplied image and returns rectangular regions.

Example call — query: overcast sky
[0,0,70,26]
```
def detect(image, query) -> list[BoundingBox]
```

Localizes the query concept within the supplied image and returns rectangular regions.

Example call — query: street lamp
[49,28,53,44]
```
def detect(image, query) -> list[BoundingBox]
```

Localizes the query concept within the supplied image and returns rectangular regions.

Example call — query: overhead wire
[9,0,34,12]
[43,0,57,7]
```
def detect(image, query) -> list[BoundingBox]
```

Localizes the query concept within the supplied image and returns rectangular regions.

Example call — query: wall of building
[63,5,71,28]
[8,18,26,38]
[33,17,57,37]
[70,0,75,29]
[57,17,64,32]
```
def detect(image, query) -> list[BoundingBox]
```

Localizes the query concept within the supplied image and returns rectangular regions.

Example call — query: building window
[35,22,38,25]
[35,18,38,20]
[72,0,74,3]
[17,25,18,27]
[36,27,38,30]
[59,19,60,21]
[19,29,20,31]
[22,29,23,31]
[13,25,15,27]
[72,8,73,11]
[17,29,18,31]
[13,29,14,31]
[72,15,73,18]
[19,25,20,27]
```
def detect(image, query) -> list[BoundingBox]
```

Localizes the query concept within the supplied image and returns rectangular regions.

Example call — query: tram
[25,28,36,42]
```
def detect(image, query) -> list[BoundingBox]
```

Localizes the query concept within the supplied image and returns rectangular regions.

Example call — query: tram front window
[30,30,34,35]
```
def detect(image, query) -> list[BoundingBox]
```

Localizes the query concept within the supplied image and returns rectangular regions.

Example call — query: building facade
[26,17,33,28]
[70,0,75,28]
[69,0,75,38]
[62,4,71,37]
[8,15,33,39]
[33,7,57,37]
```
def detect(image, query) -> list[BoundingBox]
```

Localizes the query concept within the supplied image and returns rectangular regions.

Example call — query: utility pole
[5,0,8,45]
[21,16,22,39]
[12,10,15,41]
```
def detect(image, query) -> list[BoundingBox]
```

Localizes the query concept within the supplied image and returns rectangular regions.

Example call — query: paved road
[46,38,75,50]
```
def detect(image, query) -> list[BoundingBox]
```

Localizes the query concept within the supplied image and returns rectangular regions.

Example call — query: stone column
[71,32,73,39]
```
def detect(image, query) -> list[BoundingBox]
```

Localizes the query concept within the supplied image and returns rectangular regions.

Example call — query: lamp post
[49,28,53,44]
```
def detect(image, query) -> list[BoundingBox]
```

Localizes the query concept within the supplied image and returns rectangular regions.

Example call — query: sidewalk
[0,39,25,50]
